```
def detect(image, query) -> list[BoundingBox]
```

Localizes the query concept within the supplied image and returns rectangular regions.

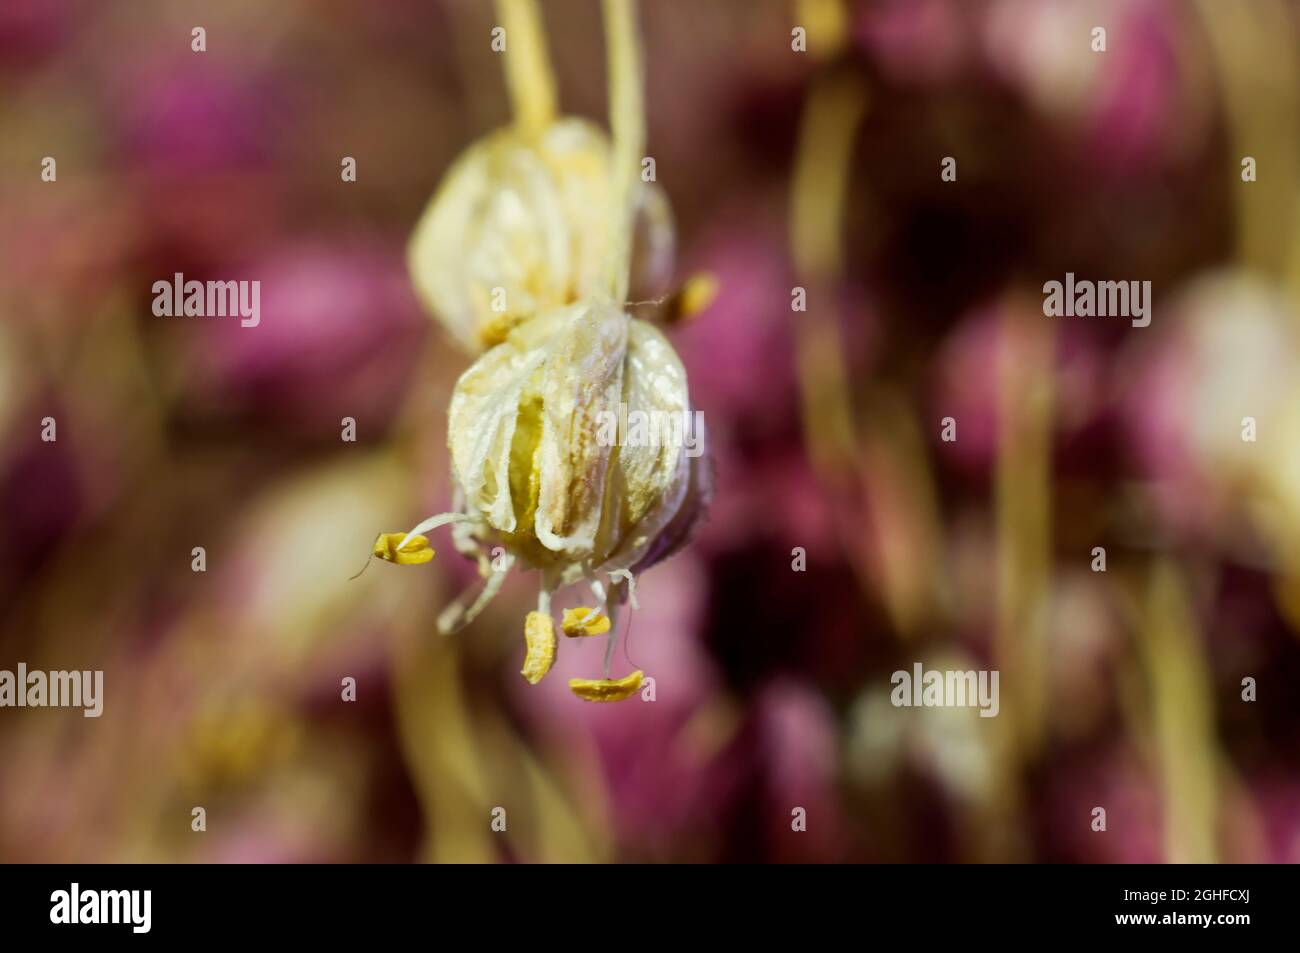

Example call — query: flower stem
[497,0,557,139]
[601,0,644,303]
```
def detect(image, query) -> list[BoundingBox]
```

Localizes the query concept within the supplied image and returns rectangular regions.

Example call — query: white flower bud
[408,119,673,352]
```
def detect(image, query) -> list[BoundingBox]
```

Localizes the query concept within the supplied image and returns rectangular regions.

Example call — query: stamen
[562,608,611,637]
[372,532,435,565]
[520,611,557,685]
[663,272,719,325]
[608,569,640,610]
[581,565,609,625]
[398,513,476,552]
[569,669,643,702]
[602,599,621,678]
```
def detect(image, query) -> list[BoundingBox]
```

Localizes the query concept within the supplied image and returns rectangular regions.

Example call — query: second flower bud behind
[408,119,674,353]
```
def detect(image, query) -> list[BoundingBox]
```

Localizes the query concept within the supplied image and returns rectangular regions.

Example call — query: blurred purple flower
[855,0,968,87]
[108,54,278,174]
[984,0,1204,174]
[932,307,1004,473]
[100,49,295,263]
[1247,777,1300,863]
[934,302,1105,475]
[1116,318,1209,533]
[1040,742,1163,862]
[173,239,426,438]
[1082,4,1188,172]
[0,399,85,606]
[0,0,80,66]
[674,220,799,430]
[749,679,847,861]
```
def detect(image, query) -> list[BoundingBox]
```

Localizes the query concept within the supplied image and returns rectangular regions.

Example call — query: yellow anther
[477,308,523,348]
[675,272,719,322]
[561,607,612,638]
[569,669,643,702]
[521,611,557,685]
[372,532,435,565]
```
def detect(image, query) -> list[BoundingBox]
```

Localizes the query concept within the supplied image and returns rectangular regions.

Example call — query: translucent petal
[534,300,627,553]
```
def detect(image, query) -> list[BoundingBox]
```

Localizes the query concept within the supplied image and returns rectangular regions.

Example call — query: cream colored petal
[624,419,713,575]
[534,300,628,554]
[447,340,547,533]
[618,319,690,526]
[597,318,696,570]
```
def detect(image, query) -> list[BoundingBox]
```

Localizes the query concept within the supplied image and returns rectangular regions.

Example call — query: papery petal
[447,328,549,533]
[534,300,628,553]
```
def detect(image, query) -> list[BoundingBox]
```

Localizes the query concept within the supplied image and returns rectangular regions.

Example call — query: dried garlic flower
[400,298,712,661]
[407,0,671,352]
[378,0,709,702]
